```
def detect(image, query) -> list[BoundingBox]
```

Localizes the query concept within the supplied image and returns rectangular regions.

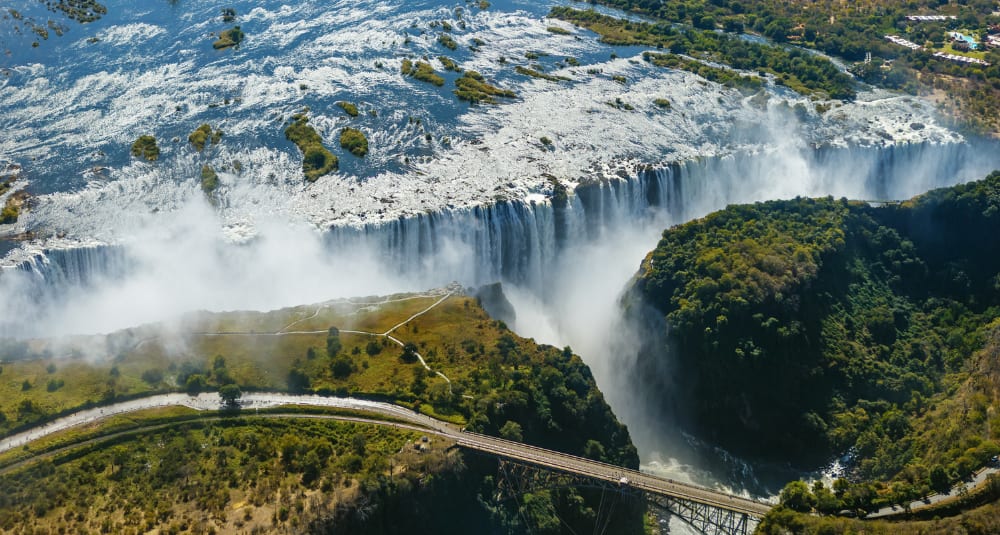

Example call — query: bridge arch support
[647,495,759,535]
[491,458,762,535]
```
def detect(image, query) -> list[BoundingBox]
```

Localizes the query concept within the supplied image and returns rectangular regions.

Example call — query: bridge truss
[493,459,760,535]
[648,495,758,535]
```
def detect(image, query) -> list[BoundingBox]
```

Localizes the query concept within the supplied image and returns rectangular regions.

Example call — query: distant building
[905,15,957,22]
[947,31,979,50]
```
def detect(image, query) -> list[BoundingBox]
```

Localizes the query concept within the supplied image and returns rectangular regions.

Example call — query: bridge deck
[456,431,773,518]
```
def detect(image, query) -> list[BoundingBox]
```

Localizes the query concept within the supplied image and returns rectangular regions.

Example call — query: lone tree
[779,480,816,512]
[401,342,419,363]
[327,326,342,357]
[219,383,242,408]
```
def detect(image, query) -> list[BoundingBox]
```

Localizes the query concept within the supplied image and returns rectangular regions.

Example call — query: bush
[406,61,445,86]
[339,127,369,157]
[332,356,354,379]
[130,135,160,161]
[284,114,338,181]
[438,33,457,50]
[454,70,517,104]
[212,26,244,49]
[141,369,164,385]
[336,101,359,117]
[200,165,219,194]
[188,124,212,152]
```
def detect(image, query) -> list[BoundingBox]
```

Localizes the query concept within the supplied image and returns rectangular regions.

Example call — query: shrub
[212,26,244,49]
[130,135,160,161]
[437,56,461,72]
[339,127,369,157]
[284,114,338,181]
[188,124,211,151]
[454,70,516,104]
[407,61,445,86]
[438,33,457,50]
[336,101,359,117]
[200,165,219,194]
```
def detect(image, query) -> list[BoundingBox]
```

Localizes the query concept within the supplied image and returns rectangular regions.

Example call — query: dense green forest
[633,171,1000,510]
[569,0,1000,132]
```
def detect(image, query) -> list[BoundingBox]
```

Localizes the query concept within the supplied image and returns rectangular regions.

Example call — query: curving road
[0,392,772,519]
[866,465,1000,518]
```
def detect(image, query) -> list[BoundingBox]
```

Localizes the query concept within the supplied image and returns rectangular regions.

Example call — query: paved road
[0,392,771,519]
[867,465,1000,518]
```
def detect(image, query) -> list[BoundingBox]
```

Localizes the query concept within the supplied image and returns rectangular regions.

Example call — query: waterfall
[2,141,996,337]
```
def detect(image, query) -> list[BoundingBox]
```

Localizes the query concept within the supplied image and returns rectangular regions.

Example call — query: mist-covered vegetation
[635,171,1000,507]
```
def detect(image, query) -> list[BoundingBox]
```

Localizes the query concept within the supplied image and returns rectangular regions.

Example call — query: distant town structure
[986,25,1000,48]
[885,35,923,50]
[933,51,991,66]
[947,31,979,50]
[906,15,957,21]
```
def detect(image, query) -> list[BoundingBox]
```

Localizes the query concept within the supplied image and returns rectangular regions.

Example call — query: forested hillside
[633,171,1000,505]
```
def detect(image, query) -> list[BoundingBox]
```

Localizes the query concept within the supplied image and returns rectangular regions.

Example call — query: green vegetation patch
[187,123,223,152]
[1,194,22,224]
[284,113,338,182]
[605,98,634,111]
[0,417,432,532]
[653,98,671,109]
[130,135,159,161]
[550,6,854,99]
[644,51,763,93]
[514,65,569,82]
[200,165,219,194]
[339,127,368,157]
[454,70,517,104]
[635,171,1000,509]
[336,101,359,117]
[401,59,445,86]
[212,25,244,49]
[437,55,461,72]
[437,33,457,50]
[546,25,571,35]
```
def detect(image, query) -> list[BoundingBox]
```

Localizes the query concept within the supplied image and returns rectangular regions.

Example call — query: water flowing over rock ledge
[3,140,995,335]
